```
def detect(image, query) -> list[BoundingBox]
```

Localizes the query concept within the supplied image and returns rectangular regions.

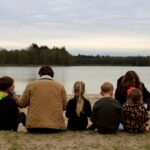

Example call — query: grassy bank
[1,94,150,150]
[1,130,150,150]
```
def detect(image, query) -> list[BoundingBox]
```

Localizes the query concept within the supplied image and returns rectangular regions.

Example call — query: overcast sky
[0,0,150,55]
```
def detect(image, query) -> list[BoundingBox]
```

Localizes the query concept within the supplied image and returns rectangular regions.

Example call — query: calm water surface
[0,66,150,95]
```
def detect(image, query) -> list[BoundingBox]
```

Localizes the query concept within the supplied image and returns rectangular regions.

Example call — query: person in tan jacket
[15,65,67,133]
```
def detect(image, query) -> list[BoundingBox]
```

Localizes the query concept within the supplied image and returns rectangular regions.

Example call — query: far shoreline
[0,65,150,67]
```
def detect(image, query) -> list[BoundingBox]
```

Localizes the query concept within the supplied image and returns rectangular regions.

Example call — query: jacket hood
[0,91,8,101]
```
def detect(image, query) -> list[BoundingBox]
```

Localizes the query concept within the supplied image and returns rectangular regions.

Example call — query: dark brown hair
[127,88,143,104]
[38,65,54,77]
[0,76,14,91]
[122,70,142,92]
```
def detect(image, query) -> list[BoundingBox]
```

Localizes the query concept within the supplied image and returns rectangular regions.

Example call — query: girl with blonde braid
[66,81,91,130]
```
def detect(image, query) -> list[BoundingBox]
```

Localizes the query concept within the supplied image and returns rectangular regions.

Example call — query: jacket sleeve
[142,83,150,110]
[115,76,127,106]
[18,84,31,108]
[91,103,96,124]
[115,87,127,106]
[117,102,123,123]
[65,100,73,118]
[86,100,92,117]
[141,106,149,123]
[90,104,97,130]
[62,86,67,111]
[11,98,20,128]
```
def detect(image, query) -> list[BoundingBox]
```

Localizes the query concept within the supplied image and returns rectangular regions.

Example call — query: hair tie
[127,86,136,95]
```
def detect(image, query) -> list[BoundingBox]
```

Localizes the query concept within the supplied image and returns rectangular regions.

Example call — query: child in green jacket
[90,82,122,134]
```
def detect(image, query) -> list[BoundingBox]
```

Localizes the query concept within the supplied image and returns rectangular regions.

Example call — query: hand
[12,94,20,105]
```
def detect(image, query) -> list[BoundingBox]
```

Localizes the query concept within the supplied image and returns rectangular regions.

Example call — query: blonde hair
[101,82,114,94]
[74,81,85,116]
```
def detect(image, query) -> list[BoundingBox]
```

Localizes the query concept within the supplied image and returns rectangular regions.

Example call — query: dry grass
[0,94,150,150]
[1,130,150,150]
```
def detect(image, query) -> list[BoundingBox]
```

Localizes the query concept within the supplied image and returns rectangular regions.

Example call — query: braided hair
[74,81,85,116]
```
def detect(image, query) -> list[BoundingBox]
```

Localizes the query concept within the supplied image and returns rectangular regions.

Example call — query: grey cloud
[0,0,150,47]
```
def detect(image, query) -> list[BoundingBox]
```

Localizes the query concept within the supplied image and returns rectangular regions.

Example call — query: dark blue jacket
[0,94,19,131]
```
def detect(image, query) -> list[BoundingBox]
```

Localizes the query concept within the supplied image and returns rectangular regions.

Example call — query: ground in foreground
[0,130,150,150]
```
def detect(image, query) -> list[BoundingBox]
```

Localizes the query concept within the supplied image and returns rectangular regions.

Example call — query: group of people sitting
[0,65,150,134]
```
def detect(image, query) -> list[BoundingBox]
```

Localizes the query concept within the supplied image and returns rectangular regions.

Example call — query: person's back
[122,88,149,133]
[90,82,122,134]
[0,92,18,130]
[21,79,66,130]
[15,65,67,133]
[0,76,25,131]
[66,81,91,130]
[92,97,121,133]
[115,70,150,109]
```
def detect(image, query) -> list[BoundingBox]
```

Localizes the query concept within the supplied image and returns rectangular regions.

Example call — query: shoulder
[104,97,121,105]
[122,102,133,110]
[98,97,113,102]
[117,75,124,87]
[29,79,65,89]
[25,80,37,87]
[1,96,17,106]
[93,98,103,106]
[52,80,66,90]
[112,98,121,105]
[84,98,91,103]
[67,98,76,104]
[66,98,77,109]
[139,104,146,109]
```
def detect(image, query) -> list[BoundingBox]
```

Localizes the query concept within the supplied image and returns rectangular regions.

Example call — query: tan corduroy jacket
[18,77,67,130]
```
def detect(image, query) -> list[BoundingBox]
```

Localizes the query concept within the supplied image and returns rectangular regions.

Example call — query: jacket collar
[39,75,53,80]
[0,91,8,101]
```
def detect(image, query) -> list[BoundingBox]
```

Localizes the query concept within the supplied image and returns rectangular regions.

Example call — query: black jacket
[115,76,150,109]
[0,96,19,131]
[66,96,91,130]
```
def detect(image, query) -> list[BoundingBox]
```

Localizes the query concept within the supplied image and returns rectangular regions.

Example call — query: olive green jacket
[91,97,122,133]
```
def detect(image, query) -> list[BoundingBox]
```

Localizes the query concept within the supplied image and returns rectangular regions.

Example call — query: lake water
[0,66,150,95]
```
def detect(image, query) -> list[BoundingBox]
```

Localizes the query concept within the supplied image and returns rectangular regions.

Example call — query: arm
[86,100,92,117]
[91,106,96,123]
[65,100,73,118]
[9,97,20,131]
[142,106,149,123]
[116,101,123,123]
[62,86,67,111]
[15,84,31,108]
[142,83,150,110]
[115,87,127,106]
[90,104,97,130]
[118,105,123,124]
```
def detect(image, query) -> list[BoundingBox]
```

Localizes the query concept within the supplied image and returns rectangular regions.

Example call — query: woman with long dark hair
[115,70,150,109]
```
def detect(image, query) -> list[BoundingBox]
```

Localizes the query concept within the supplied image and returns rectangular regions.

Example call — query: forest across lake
[0,43,150,66]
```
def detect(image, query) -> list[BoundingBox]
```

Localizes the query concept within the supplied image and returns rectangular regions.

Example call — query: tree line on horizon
[0,43,150,66]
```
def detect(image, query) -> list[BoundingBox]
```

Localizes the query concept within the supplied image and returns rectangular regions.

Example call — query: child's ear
[6,87,12,95]
[7,85,14,94]
[110,92,113,97]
